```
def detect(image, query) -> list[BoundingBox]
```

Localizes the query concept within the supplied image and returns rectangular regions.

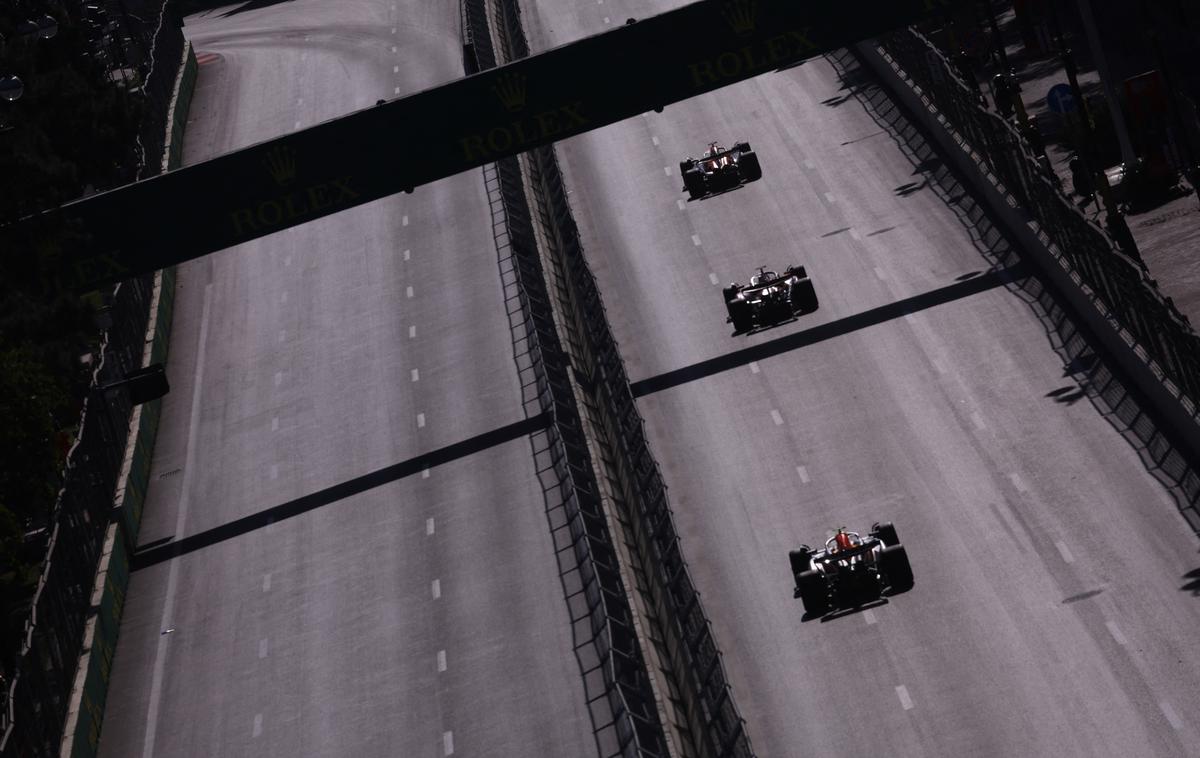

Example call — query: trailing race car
[724,266,818,334]
[789,523,913,618]
[680,141,762,199]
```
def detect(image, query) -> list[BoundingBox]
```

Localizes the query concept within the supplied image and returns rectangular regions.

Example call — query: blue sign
[1046,83,1076,114]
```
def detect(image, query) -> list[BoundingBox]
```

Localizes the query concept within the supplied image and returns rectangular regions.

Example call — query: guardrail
[481,2,754,756]
[858,29,1200,523]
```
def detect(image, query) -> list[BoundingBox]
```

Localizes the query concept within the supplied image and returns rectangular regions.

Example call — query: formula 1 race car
[789,523,913,618]
[680,141,762,200]
[724,266,818,334]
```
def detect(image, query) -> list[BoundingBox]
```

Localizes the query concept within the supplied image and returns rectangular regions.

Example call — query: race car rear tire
[788,548,812,578]
[871,521,899,547]
[797,570,829,616]
[880,544,914,592]
[684,168,705,199]
[739,150,763,182]
[791,278,818,314]
[728,300,754,333]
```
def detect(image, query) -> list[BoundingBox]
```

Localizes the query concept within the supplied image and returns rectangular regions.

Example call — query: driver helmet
[834,531,856,552]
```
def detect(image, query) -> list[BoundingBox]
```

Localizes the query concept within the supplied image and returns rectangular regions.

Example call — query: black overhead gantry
[35,0,961,291]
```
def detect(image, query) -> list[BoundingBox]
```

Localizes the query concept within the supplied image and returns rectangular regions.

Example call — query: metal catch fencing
[873,28,1200,517]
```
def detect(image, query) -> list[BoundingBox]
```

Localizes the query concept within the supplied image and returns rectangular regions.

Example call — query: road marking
[970,412,986,430]
[417,413,426,428]
[258,638,269,658]
[770,409,784,426]
[278,329,286,343]
[402,214,409,226]
[391,27,396,33]
[431,579,441,599]
[664,166,672,176]
[677,199,686,210]
[443,731,454,756]
[1106,620,1127,646]
[409,325,417,338]
[394,86,400,95]
[274,371,283,387]
[422,466,431,479]
[271,416,279,431]
[406,285,414,298]
[393,65,399,73]
[437,649,447,672]
[604,16,610,23]
[896,685,914,710]
[270,464,279,480]
[824,192,836,203]
[903,313,917,324]
[411,368,420,382]
[280,290,287,303]
[874,266,887,280]
[426,517,435,535]
[403,249,411,261]
[749,361,760,374]
[863,609,877,625]
[692,234,702,246]
[1008,472,1029,494]
[1055,540,1075,564]
[1160,701,1184,731]
[796,465,810,484]
[262,573,271,592]
[804,159,815,169]
[651,135,660,146]
[391,46,397,53]
[252,714,263,738]
[708,272,719,285]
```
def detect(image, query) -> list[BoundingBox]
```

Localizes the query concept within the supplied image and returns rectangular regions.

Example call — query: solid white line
[143,283,213,758]
[422,467,431,479]
[437,649,447,672]
[796,465,810,484]
[402,214,409,226]
[896,685,914,710]
[443,731,454,756]
[262,573,271,592]
[274,371,283,387]
[1009,472,1029,494]
[970,412,986,430]
[1160,701,1184,731]
[409,325,417,338]
[874,266,887,280]
[652,135,660,146]
[749,361,760,374]
[692,234,702,246]
[708,273,719,285]
[824,192,836,203]
[252,714,263,738]
[406,286,414,298]
[270,464,278,480]
[677,199,686,210]
[271,416,279,431]
[431,579,441,599]
[1055,540,1075,564]
[1106,620,1127,646]
[664,166,672,176]
[280,290,287,303]
[417,413,426,428]
[258,638,268,658]
[770,410,784,426]
[863,609,877,625]
[426,517,435,536]
[403,249,411,261]
[411,368,420,382]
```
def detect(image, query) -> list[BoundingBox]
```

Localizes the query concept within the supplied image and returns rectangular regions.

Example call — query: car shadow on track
[687,183,747,203]
[806,596,890,623]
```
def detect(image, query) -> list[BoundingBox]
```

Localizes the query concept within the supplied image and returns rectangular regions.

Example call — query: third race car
[724,265,818,334]
[789,523,914,618]
[680,141,762,199]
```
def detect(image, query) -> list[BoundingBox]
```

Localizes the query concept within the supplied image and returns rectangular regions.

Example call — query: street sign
[28,0,967,292]
[1046,83,1076,114]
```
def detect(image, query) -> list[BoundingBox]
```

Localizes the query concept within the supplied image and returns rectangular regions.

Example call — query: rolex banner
[40,0,961,291]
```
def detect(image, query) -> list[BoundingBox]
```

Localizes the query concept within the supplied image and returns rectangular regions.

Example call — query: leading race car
[724,265,818,334]
[789,523,913,618]
[680,141,762,200]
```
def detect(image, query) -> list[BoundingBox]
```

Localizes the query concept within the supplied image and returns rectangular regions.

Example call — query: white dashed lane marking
[849,228,862,241]
[863,609,877,625]
[896,685,914,710]
[406,285,414,298]
[443,732,455,756]
[604,15,610,23]
[258,639,268,658]
[437,650,447,672]
[393,65,399,73]
[402,214,409,226]
[426,518,435,536]
[708,273,719,285]
[770,410,784,426]
[262,573,271,592]
[796,465,810,484]
[391,46,397,53]
[293,120,301,130]
[692,234,702,246]
[252,714,263,738]
[663,166,672,176]
[677,199,686,210]
[804,159,815,169]
[874,267,887,280]
[931,359,947,375]
[1009,472,1029,494]
[431,579,441,599]
[422,466,431,479]
[1055,541,1075,564]
[417,413,426,428]
[1106,620,1127,646]
[391,27,396,33]
[749,361,760,374]
[1161,701,1184,731]
[651,135,660,146]
[409,325,417,338]
[411,368,420,382]
[394,86,400,95]
[403,249,411,261]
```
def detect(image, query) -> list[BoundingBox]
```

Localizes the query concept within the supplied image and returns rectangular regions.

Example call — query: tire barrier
[468,2,754,756]
[856,32,1200,527]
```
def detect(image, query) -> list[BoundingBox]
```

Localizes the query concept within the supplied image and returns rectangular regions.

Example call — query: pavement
[97,2,595,757]
[519,0,1200,755]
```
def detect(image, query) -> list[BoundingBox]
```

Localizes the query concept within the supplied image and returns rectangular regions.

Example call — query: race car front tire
[879,544,914,592]
[791,279,818,314]
[684,168,706,199]
[871,521,899,547]
[739,150,763,182]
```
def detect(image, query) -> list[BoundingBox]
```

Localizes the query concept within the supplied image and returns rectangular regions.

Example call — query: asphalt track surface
[521,2,1200,756]
[98,2,593,757]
